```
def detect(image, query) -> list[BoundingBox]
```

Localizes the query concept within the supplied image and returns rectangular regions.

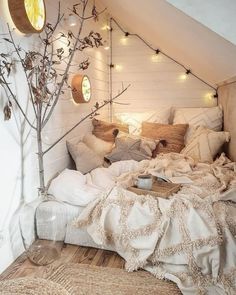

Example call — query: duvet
[50,153,236,294]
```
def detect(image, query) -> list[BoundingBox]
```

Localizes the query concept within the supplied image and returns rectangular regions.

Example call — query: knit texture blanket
[73,153,236,295]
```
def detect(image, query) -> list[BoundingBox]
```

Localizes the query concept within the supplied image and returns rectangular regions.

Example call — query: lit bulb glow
[120,36,128,45]
[115,64,123,72]
[151,54,161,63]
[67,14,77,27]
[179,74,187,80]
[104,46,110,50]
[204,92,214,100]
[101,25,111,31]
[24,0,45,31]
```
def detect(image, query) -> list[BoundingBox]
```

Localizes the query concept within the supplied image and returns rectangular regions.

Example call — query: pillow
[115,108,171,135]
[67,141,103,174]
[83,133,114,157]
[92,119,129,142]
[173,106,223,143]
[141,122,188,156]
[105,137,150,163]
[181,126,230,163]
[117,131,159,157]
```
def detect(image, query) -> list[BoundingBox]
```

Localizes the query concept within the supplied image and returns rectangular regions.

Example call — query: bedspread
[73,153,236,295]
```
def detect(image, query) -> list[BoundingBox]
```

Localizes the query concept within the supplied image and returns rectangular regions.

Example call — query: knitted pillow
[173,106,223,143]
[181,126,230,163]
[141,122,188,157]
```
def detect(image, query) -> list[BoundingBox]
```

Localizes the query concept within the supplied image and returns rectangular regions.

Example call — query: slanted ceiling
[100,0,236,85]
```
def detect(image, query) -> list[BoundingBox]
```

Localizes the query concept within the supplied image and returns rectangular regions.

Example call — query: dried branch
[43,84,131,155]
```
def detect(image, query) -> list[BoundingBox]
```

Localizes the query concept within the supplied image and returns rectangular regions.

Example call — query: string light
[103,40,110,50]
[101,24,111,31]
[110,17,218,100]
[180,73,187,80]
[115,64,123,71]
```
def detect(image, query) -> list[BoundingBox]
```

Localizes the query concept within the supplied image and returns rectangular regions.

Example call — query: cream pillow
[115,108,171,135]
[83,133,114,157]
[181,126,230,163]
[67,141,103,174]
[173,106,223,143]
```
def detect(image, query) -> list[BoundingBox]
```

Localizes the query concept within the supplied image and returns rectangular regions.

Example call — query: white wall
[166,0,236,46]
[0,0,109,273]
[101,0,236,85]
[111,22,217,115]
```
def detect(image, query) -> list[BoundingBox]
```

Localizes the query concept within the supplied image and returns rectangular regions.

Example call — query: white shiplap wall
[32,0,110,185]
[111,23,217,115]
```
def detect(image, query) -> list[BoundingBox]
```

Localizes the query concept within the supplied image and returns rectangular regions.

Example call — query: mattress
[36,200,113,251]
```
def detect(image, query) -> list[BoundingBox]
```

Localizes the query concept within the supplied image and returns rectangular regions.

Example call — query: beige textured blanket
[74,153,236,295]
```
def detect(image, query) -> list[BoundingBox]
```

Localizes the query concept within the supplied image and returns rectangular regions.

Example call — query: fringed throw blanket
[73,153,236,295]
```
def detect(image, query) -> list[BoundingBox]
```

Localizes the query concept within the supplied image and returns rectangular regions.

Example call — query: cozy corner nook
[0,0,236,295]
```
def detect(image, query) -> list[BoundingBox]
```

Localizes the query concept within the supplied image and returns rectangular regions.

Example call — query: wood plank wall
[111,22,217,115]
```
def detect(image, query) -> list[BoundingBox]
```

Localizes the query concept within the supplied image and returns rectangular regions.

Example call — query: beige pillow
[83,133,114,157]
[173,106,223,143]
[181,126,230,163]
[115,108,171,135]
[67,141,103,174]
[92,119,129,142]
[105,137,150,163]
[141,122,188,157]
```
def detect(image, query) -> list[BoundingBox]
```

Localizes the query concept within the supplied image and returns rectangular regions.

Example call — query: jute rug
[0,277,69,295]
[0,264,182,295]
[45,263,182,295]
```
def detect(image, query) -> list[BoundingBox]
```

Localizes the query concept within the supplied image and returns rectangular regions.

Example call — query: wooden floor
[0,240,125,281]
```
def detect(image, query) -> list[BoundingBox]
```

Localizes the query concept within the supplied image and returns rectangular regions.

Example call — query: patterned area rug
[45,263,181,295]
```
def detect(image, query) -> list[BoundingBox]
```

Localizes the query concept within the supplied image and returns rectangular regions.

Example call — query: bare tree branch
[43,84,131,155]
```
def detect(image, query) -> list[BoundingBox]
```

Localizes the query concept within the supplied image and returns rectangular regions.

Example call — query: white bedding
[49,153,236,295]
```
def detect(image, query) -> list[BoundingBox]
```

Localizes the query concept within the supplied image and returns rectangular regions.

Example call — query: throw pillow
[141,122,188,156]
[181,126,230,163]
[115,108,171,135]
[83,133,114,157]
[173,106,223,143]
[92,119,129,142]
[105,137,150,163]
[67,141,103,174]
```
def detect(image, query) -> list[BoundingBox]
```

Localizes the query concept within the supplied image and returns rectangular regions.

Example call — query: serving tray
[128,180,181,199]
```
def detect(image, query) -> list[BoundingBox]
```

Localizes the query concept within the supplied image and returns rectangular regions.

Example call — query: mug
[135,174,153,190]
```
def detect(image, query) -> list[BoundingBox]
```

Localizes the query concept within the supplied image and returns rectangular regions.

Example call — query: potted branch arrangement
[0,0,129,265]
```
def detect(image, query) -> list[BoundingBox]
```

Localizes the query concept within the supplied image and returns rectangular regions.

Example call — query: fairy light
[109,18,218,99]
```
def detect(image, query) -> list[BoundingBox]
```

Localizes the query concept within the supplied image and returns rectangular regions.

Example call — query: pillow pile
[181,126,230,163]
[173,106,223,143]
[115,108,171,135]
[141,122,188,157]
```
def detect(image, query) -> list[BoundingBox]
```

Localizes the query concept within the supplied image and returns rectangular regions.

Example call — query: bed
[34,98,236,294]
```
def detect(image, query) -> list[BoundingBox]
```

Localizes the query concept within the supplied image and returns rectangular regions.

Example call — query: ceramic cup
[135,174,153,190]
